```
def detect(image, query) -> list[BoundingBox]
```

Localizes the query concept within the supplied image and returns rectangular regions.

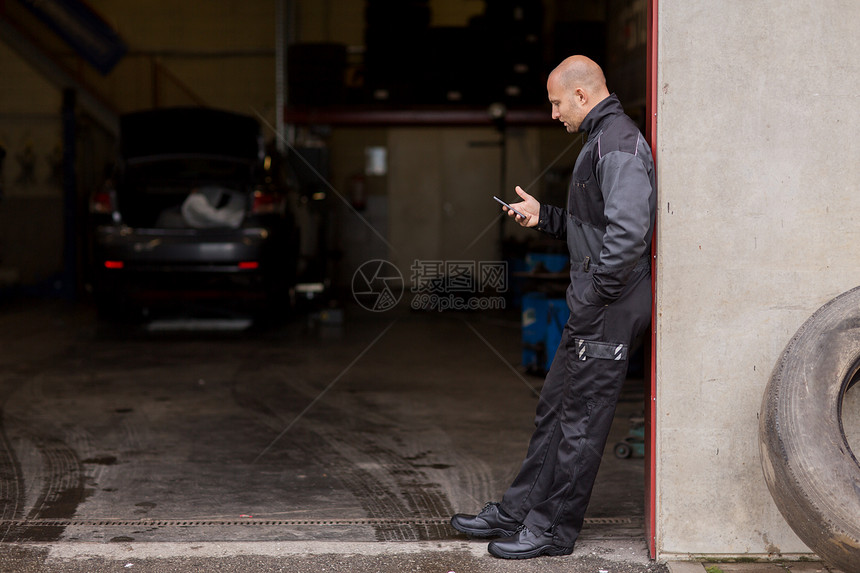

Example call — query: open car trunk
[116,108,263,229]
[118,159,253,229]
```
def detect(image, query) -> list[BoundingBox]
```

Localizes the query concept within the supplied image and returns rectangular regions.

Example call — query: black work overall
[500,256,651,549]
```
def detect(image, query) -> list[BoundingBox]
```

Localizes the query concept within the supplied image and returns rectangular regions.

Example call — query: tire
[759,286,860,572]
[614,442,632,459]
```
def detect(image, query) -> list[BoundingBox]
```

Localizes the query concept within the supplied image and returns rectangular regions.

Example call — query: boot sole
[487,542,573,559]
[449,517,517,539]
[457,527,518,539]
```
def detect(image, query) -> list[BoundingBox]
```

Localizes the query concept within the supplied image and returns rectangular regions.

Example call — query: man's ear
[574,87,587,106]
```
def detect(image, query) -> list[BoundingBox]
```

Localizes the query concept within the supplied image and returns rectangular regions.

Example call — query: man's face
[547,74,584,133]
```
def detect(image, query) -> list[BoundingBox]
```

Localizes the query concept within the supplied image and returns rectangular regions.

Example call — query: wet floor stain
[0,425,92,542]
[11,476,93,541]
[133,501,156,516]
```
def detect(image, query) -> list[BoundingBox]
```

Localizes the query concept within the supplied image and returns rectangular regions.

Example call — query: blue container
[522,293,569,373]
[521,292,549,372]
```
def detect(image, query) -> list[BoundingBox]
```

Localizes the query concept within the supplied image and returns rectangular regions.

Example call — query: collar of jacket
[578,93,625,138]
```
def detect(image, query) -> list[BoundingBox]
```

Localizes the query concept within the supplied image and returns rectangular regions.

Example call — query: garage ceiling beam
[282,107,554,127]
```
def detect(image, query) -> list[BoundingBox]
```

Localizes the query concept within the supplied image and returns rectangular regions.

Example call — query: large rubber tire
[760,286,860,572]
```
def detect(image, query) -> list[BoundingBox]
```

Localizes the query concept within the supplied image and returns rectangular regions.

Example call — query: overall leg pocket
[566,271,605,338]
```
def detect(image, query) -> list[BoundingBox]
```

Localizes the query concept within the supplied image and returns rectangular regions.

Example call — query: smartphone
[493,195,526,219]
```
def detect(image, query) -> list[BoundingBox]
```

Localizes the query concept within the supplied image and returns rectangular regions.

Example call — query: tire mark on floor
[11,432,88,542]
[0,412,25,542]
[314,433,455,541]
[0,370,33,543]
[233,375,455,541]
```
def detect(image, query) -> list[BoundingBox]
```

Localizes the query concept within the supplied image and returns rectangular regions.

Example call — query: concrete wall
[655,0,860,559]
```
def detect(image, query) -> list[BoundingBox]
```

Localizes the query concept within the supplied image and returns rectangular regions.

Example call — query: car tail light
[104,260,124,269]
[238,261,259,270]
[250,190,283,215]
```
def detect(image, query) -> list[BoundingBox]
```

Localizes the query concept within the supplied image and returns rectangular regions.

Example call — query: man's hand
[502,186,540,227]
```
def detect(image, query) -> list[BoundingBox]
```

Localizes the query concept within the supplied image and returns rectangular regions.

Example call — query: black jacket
[537,94,656,304]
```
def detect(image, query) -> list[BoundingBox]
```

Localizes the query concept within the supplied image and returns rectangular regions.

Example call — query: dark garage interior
[0,0,655,570]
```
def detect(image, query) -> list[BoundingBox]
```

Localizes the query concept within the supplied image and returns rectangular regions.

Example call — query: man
[451,55,656,559]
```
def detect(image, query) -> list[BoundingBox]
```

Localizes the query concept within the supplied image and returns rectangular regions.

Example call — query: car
[89,107,299,322]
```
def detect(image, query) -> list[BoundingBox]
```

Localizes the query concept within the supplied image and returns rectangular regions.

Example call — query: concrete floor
[0,298,659,571]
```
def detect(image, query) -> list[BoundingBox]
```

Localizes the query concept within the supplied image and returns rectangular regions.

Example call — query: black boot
[450,502,520,538]
[488,526,573,559]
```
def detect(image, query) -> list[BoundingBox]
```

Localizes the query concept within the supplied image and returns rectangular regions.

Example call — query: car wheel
[614,442,632,459]
[759,286,860,571]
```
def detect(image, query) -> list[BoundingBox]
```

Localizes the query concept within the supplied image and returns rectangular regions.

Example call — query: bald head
[546,56,610,133]
[550,56,609,100]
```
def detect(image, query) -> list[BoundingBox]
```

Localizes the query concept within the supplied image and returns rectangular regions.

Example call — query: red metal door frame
[645,0,659,559]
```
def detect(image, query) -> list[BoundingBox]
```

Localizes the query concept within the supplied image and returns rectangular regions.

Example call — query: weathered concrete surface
[656,0,860,560]
[667,562,706,573]
[0,540,668,573]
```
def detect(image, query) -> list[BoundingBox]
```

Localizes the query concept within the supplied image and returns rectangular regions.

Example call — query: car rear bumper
[94,225,271,266]
[91,225,292,309]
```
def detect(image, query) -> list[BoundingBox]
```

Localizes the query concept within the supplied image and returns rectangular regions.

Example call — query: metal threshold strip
[1,517,633,528]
